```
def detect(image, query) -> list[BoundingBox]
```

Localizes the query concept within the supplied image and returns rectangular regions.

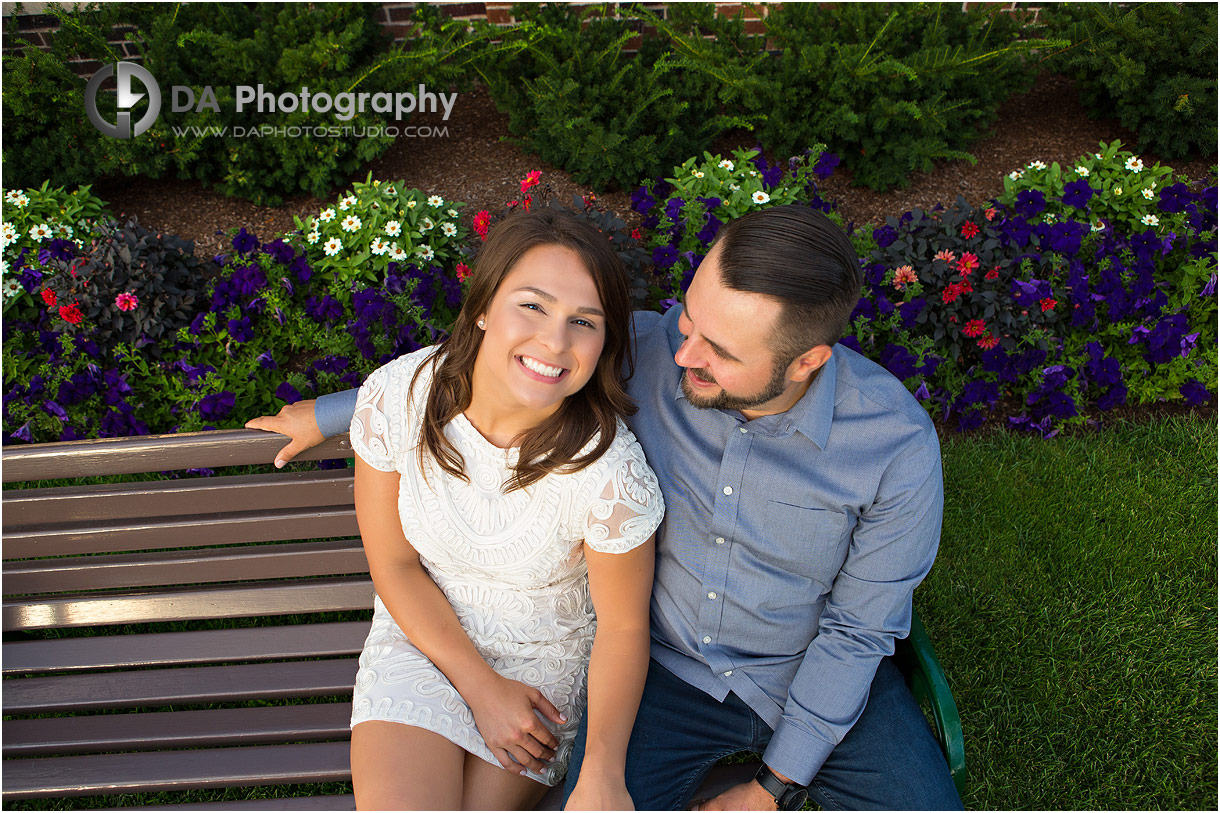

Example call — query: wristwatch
[754,764,809,810]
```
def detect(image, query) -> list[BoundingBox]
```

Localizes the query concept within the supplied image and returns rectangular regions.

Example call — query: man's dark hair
[713,205,863,364]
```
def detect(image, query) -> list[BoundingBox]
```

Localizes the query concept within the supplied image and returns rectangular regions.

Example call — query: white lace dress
[348,347,664,786]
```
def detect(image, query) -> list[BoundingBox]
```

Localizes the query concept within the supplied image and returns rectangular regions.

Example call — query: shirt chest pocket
[757,500,851,591]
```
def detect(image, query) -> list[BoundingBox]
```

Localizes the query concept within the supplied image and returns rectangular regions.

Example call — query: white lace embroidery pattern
[348,348,664,785]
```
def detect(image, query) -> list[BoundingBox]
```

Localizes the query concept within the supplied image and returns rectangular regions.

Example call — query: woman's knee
[350,721,465,810]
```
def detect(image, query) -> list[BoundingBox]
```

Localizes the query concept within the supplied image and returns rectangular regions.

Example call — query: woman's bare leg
[460,751,550,811]
[351,721,465,810]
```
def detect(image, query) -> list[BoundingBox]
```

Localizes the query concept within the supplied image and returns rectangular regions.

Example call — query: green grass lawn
[6,415,1216,809]
[921,414,1217,810]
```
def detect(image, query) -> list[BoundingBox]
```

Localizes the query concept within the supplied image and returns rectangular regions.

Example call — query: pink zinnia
[520,170,541,194]
[984,207,997,221]
[977,333,1000,350]
[892,265,918,290]
[41,288,57,307]
[934,249,956,263]
[956,252,979,275]
[472,210,491,241]
[115,292,139,311]
[960,221,979,239]
[941,283,964,304]
[1039,297,1057,312]
[962,319,986,338]
[455,262,471,282]
[985,267,1000,281]
[59,303,84,325]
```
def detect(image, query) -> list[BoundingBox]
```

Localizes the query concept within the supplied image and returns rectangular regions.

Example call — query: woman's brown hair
[410,208,635,491]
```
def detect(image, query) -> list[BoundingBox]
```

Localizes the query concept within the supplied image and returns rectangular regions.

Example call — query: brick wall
[1,1,1041,77]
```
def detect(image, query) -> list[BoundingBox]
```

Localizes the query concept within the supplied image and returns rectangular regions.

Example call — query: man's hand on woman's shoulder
[245,399,324,468]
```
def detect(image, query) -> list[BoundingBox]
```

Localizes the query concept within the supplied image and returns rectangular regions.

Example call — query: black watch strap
[753,764,809,810]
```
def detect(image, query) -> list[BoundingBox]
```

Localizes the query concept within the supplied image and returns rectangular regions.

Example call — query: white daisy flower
[384,186,397,196]
[1,259,8,274]
[384,221,402,237]
[1075,166,1090,177]
[1114,187,1123,197]
[749,170,758,177]
[2,278,21,299]
[719,160,734,171]
[323,237,343,256]
[427,195,444,207]
[390,243,408,261]
[417,246,435,262]
[1095,153,1103,160]
[1125,157,1144,173]
[1028,160,1047,170]
[441,222,457,237]
[1009,170,1024,180]
[406,200,417,209]
[1,222,16,247]
[421,217,435,231]
[752,190,770,205]
[1141,214,1159,226]
[693,170,705,179]
[28,223,51,241]
[1141,188,1156,200]
[318,208,336,222]
[1147,181,1156,191]
[54,223,74,239]
[447,209,458,218]
[306,230,320,244]
[370,237,389,255]
[340,215,362,233]
[6,190,29,207]
[1090,219,1106,233]
[729,183,740,192]
[338,195,356,211]
[1044,214,1056,223]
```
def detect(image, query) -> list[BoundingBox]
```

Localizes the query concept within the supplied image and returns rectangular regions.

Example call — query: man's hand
[694,780,778,811]
[245,399,324,468]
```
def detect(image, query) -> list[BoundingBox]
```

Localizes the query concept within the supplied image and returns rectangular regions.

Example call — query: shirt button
[724,670,733,677]
[715,537,725,544]
[739,427,747,434]
[723,486,733,495]
[708,592,717,599]
[703,636,712,644]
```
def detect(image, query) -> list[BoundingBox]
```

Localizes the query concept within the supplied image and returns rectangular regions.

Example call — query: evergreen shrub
[1040,2,1217,160]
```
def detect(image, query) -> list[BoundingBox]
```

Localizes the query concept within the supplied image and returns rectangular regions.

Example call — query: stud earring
[477,318,485,329]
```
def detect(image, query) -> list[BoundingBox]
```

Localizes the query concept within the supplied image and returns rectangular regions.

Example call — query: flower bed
[2,142,1215,446]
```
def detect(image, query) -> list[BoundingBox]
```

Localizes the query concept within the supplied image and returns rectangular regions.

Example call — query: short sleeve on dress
[350,364,398,472]
[583,434,665,554]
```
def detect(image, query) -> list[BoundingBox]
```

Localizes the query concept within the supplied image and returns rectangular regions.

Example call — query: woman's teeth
[521,356,564,378]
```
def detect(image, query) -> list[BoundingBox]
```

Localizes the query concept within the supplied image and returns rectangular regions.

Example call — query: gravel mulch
[93,73,1215,258]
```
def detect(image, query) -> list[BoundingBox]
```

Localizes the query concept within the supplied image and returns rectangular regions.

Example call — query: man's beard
[679,360,790,411]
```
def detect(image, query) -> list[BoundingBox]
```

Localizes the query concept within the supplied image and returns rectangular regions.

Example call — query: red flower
[631,228,643,241]
[1039,297,1057,312]
[977,333,1000,350]
[962,319,987,338]
[40,288,57,307]
[472,210,491,241]
[956,252,979,276]
[520,170,541,194]
[984,267,1000,281]
[455,262,471,282]
[58,303,84,325]
[960,221,979,239]
[115,292,139,311]
[941,283,964,304]
[984,207,997,221]
[523,195,532,213]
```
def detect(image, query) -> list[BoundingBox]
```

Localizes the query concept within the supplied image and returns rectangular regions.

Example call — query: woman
[347,209,662,810]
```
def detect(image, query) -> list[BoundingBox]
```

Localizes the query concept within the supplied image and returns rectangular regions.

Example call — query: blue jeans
[562,657,963,810]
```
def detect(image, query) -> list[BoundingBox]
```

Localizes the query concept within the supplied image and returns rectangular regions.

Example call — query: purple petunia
[664,197,685,223]
[196,391,236,421]
[232,228,259,255]
[631,185,657,214]
[1060,180,1095,210]
[813,151,840,179]
[261,238,295,265]
[1180,379,1213,406]
[1157,183,1193,214]
[1014,190,1046,219]
[275,382,303,404]
[227,316,254,343]
[879,343,918,381]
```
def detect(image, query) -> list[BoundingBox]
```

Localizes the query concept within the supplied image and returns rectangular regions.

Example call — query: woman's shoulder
[361,345,441,399]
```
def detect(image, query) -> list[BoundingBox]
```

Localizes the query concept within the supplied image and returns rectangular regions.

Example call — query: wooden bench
[2,429,965,808]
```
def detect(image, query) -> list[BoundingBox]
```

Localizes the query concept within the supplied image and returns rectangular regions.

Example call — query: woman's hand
[465,672,566,775]
[564,773,634,811]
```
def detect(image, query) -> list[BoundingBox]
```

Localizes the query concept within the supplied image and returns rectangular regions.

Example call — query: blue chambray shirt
[314,305,943,786]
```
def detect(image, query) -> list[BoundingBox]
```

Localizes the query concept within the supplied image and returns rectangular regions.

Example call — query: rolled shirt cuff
[315,388,360,439]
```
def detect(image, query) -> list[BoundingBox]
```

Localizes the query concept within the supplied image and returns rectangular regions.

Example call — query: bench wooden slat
[3,657,358,713]
[3,702,352,756]
[139,796,356,810]
[1,430,352,483]
[3,622,369,675]
[2,470,353,526]
[3,577,374,631]
[4,539,367,595]
[2,507,359,560]
[0,741,352,799]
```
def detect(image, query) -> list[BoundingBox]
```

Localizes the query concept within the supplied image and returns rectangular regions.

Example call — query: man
[249,205,962,810]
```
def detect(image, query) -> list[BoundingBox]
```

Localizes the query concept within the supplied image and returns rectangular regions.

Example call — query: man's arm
[244,389,360,467]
